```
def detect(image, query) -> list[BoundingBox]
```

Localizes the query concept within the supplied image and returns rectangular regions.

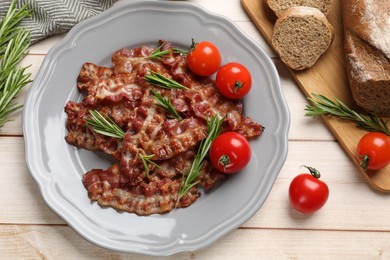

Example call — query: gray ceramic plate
[23,0,290,256]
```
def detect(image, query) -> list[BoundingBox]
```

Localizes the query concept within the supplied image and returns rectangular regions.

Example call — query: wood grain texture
[2,0,390,258]
[1,225,390,259]
[241,0,390,192]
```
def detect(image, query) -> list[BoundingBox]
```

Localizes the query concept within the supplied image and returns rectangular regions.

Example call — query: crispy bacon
[65,40,264,215]
[82,163,200,215]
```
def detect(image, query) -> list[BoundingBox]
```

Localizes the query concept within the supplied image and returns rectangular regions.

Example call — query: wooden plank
[4,136,390,232]
[1,225,389,259]
[241,0,390,192]
[0,137,65,224]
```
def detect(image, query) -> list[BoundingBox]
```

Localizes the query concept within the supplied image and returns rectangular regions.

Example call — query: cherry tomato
[289,166,329,214]
[186,39,221,77]
[209,132,251,174]
[215,62,252,99]
[356,132,390,171]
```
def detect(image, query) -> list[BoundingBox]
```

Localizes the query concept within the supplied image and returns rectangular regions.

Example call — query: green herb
[84,110,125,139]
[138,153,160,178]
[147,43,172,60]
[177,115,224,204]
[150,88,182,120]
[147,42,187,60]
[173,47,187,56]
[144,71,188,90]
[0,0,31,128]
[305,94,390,136]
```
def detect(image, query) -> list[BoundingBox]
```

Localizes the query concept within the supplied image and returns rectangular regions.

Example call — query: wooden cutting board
[241,0,390,192]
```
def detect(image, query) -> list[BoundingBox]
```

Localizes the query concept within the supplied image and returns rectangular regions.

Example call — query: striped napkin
[0,0,118,44]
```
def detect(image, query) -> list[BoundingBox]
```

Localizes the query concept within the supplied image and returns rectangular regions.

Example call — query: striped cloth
[0,0,117,44]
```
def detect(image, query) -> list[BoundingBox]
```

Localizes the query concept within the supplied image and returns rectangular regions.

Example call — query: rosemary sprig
[85,110,162,176]
[177,115,224,203]
[146,42,187,60]
[144,71,188,90]
[0,0,30,56]
[173,47,187,56]
[0,0,31,128]
[150,88,182,120]
[305,94,390,136]
[138,153,160,178]
[84,110,125,139]
[147,43,172,60]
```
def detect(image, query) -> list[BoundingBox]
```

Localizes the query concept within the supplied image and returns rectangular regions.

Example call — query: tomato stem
[190,38,197,51]
[219,155,230,172]
[233,81,244,93]
[302,165,321,179]
[359,154,369,171]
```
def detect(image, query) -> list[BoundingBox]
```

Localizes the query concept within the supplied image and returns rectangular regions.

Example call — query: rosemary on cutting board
[0,0,31,128]
[305,94,390,136]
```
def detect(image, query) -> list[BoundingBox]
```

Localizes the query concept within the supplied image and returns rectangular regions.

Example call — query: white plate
[23,0,290,256]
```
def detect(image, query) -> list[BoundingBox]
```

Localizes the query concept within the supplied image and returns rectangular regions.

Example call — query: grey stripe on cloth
[0,0,117,44]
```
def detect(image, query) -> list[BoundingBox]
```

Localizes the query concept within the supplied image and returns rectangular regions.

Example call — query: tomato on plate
[289,166,329,214]
[209,132,251,174]
[186,39,221,77]
[215,62,252,99]
[356,132,390,171]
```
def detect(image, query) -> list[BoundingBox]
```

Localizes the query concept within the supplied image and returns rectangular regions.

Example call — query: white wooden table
[2,0,390,259]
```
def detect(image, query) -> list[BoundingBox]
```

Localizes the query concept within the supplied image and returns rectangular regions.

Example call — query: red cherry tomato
[215,62,252,99]
[289,166,329,214]
[209,132,251,174]
[356,132,390,171]
[186,39,221,77]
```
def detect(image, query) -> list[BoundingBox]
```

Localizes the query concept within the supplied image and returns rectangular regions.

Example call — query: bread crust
[342,0,390,116]
[267,0,332,17]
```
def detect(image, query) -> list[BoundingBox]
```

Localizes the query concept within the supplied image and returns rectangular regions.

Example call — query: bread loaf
[271,6,334,70]
[342,0,390,116]
[267,0,332,17]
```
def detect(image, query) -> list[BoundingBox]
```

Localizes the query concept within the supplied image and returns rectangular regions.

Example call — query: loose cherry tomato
[186,39,221,77]
[209,132,251,174]
[356,132,390,171]
[215,62,252,99]
[289,166,329,214]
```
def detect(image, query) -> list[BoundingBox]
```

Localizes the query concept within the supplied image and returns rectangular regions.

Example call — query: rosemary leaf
[173,47,187,56]
[150,88,182,120]
[177,115,224,204]
[0,0,31,129]
[85,110,125,139]
[138,153,160,179]
[147,42,172,60]
[0,66,31,127]
[145,71,188,90]
[305,94,390,136]
[0,0,30,56]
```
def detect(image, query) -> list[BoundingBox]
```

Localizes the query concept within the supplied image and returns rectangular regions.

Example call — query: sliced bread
[267,0,332,17]
[271,6,334,70]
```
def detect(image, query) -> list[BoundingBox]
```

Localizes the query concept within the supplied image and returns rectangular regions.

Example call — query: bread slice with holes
[267,0,332,17]
[271,6,334,70]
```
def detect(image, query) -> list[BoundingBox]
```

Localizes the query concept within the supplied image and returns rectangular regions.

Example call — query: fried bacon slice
[82,163,200,215]
[65,40,264,215]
